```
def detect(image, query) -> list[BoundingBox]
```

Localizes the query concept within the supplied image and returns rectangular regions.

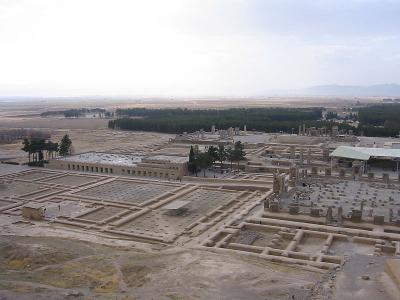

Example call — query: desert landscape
[1,1,400,299]
[1,97,400,300]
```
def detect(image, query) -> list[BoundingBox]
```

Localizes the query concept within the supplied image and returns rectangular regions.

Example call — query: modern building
[46,152,188,180]
[330,146,400,173]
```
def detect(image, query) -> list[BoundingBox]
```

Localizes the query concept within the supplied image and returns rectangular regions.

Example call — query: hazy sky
[1,0,399,97]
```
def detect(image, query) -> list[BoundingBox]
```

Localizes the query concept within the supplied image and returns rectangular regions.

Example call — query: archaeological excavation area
[0,168,268,245]
[2,129,400,299]
[1,163,400,299]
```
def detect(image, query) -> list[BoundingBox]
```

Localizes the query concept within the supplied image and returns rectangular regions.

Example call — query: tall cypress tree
[59,134,72,156]
[188,145,197,174]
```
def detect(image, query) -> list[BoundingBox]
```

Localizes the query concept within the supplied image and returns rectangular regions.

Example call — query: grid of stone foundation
[280,180,400,224]
[202,216,400,269]
[0,168,268,245]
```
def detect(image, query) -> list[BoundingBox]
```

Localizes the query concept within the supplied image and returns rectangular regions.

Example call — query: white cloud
[0,0,399,96]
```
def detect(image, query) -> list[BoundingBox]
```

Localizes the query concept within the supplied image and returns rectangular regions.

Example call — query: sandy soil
[0,235,321,300]
[1,128,173,163]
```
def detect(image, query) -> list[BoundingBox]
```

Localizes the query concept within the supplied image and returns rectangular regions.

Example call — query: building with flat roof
[330,146,400,174]
[46,152,188,180]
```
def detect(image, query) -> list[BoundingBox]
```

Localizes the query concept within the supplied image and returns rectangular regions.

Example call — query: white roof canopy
[330,146,400,161]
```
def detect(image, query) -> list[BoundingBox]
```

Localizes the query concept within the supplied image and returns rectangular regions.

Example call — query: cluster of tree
[188,142,246,177]
[109,107,330,134]
[0,129,50,143]
[21,134,72,166]
[344,112,358,121]
[325,111,338,120]
[115,107,323,121]
[41,108,106,118]
[358,104,400,137]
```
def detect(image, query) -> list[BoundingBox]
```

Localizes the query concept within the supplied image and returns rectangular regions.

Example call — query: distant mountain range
[1,84,400,100]
[268,84,400,97]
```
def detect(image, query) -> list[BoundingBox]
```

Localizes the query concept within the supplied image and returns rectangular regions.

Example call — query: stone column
[382,173,389,184]
[299,148,304,166]
[290,146,296,159]
[326,206,333,224]
[311,166,318,176]
[337,206,343,226]
[273,173,280,194]
[322,147,329,161]
[361,200,366,212]
[269,201,280,212]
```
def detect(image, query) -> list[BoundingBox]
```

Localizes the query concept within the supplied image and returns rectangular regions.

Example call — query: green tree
[197,152,213,177]
[225,146,234,170]
[31,139,46,162]
[233,141,246,170]
[46,141,59,159]
[325,111,338,120]
[188,146,198,175]
[207,146,218,165]
[59,134,72,156]
[216,145,227,172]
[21,139,32,162]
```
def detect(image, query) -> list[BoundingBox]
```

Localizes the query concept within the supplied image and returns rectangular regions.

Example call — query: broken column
[273,173,281,194]
[360,200,366,212]
[382,173,390,184]
[299,148,304,166]
[211,125,216,134]
[289,204,299,215]
[311,166,318,176]
[325,168,331,176]
[326,206,333,224]
[290,146,296,159]
[269,201,280,212]
[337,206,343,226]
[322,147,330,161]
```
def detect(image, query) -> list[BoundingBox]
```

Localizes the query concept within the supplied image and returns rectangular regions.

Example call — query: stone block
[310,208,320,217]
[289,205,299,215]
[350,209,362,223]
[269,202,279,213]
[373,215,385,225]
